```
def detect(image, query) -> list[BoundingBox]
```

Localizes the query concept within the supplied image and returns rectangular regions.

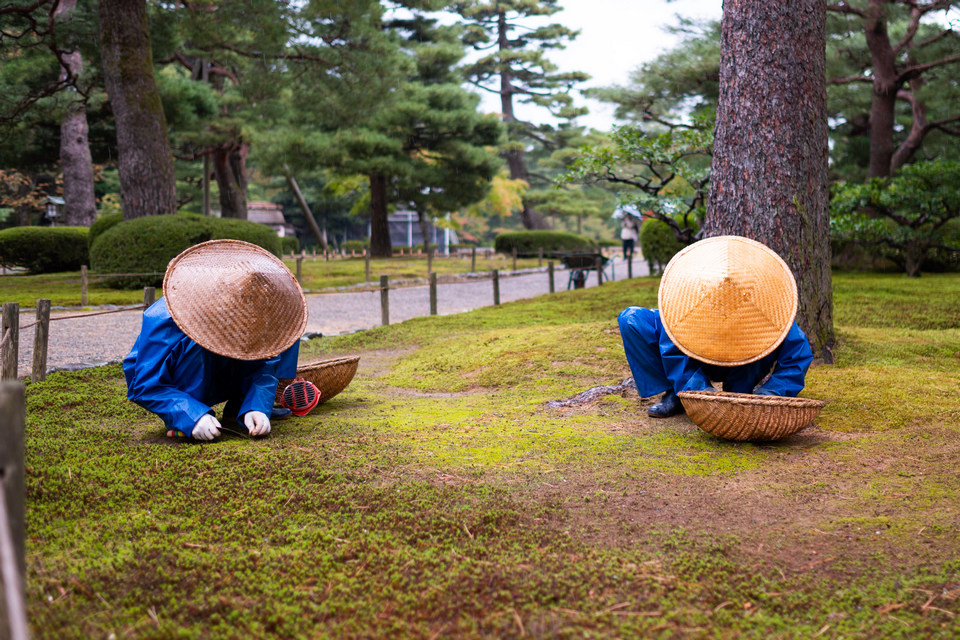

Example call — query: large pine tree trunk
[212,143,249,219]
[706,0,835,362]
[56,0,97,227]
[368,172,392,258]
[98,0,176,220]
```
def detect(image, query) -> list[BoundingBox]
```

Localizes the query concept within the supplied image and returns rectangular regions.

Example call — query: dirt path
[12,257,648,377]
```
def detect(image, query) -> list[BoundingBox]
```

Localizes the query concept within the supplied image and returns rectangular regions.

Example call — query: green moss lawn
[19,271,960,638]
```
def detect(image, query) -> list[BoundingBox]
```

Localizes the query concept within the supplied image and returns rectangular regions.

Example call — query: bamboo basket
[275,355,360,405]
[677,390,826,442]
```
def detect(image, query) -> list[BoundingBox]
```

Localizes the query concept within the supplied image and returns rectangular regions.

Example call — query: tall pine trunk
[56,0,97,227]
[368,172,392,258]
[212,143,248,219]
[98,0,176,220]
[706,0,835,362]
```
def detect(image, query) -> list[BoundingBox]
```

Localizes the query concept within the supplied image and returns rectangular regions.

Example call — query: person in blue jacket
[123,240,308,440]
[618,235,814,418]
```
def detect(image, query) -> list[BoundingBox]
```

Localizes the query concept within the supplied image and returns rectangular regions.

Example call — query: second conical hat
[657,235,798,366]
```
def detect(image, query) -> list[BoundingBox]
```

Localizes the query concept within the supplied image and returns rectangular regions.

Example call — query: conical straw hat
[657,236,797,366]
[163,239,307,361]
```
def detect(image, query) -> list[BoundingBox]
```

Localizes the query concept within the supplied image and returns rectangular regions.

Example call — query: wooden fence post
[492,270,500,306]
[596,256,604,286]
[429,272,438,316]
[143,287,156,308]
[538,247,543,267]
[548,261,555,294]
[627,255,633,279]
[80,265,88,306]
[0,303,18,382]
[512,247,517,272]
[365,251,371,283]
[380,275,390,326]
[471,247,476,273]
[0,382,28,640]
[32,299,51,382]
[427,245,433,275]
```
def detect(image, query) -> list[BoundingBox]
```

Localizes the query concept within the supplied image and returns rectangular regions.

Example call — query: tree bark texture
[706,0,835,362]
[98,0,177,220]
[368,172,392,258]
[212,143,249,219]
[863,0,900,178]
[55,0,97,227]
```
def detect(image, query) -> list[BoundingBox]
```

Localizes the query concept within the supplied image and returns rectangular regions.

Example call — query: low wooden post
[80,265,88,306]
[364,251,371,283]
[548,261,555,294]
[296,256,304,285]
[32,299,51,382]
[512,247,517,272]
[429,272,438,316]
[0,382,28,640]
[596,256,604,286]
[380,275,390,326]
[471,247,477,273]
[492,269,500,306]
[0,303,18,381]
[538,247,543,267]
[143,287,156,308]
[627,255,633,279]
[427,245,433,275]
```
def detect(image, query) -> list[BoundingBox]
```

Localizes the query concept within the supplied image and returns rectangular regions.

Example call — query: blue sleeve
[658,325,714,392]
[235,341,300,418]
[123,300,215,436]
[757,323,814,397]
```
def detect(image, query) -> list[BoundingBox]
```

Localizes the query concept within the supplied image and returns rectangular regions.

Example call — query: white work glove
[244,411,271,437]
[193,414,222,441]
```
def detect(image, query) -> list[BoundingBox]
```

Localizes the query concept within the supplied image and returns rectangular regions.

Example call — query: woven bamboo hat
[657,236,797,366]
[163,239,307,361]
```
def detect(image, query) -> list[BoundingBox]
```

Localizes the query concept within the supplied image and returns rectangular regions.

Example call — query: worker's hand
[244,411,271,437]
[193,414,222,441]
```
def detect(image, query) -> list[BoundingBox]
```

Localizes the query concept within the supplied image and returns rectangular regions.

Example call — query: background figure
[615,206,641,261]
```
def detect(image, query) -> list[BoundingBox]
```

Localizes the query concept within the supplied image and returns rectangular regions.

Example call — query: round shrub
[280,236,300,255]
[90,214,283,289]
[342,239,367,253]
[88,211,123,249]
[639,216,699,274]
[494,230,596,256]
[0,226,89,273]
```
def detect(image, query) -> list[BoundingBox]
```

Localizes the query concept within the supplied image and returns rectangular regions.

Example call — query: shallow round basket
[275,355,360,405]
[677,390,826,442]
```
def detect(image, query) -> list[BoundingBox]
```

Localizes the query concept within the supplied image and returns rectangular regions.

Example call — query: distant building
[382,210,458,253]
[211,201,296,237]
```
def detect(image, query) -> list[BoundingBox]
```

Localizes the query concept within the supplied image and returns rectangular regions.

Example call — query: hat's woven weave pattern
[678,390,826,442]
[164,240,307,361]
[659,236,797,366]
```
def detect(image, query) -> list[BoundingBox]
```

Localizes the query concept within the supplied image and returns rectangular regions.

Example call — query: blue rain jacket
[618,307,813,398]
[123,298,299,437]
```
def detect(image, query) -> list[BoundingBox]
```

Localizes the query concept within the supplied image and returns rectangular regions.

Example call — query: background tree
[98,0,176,219]
[707,0,835,362]
[453,0,589,230]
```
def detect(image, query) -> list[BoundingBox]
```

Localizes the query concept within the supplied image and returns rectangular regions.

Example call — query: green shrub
[0,226,89,273]
[90,214,282,289]
[494,231,596,256]
[342,240,367,253]
[88,212,123,249]
[639,215,699,274]
[280,236,300,255]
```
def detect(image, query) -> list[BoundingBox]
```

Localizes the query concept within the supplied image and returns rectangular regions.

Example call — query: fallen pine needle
[812,624,830,638]
[511,608,526,636]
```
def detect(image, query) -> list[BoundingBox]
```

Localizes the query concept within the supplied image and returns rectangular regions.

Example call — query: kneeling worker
[618,235,814,418]
[124,239,307,440]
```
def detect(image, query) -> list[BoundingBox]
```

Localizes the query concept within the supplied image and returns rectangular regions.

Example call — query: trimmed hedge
[639,215,699,274]
[280,236,300,255]
[88,212,123,249]
[0,226,89,273]
[90,214,283,289]
[494,231,596,256]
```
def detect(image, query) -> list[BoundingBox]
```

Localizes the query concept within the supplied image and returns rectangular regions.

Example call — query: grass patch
[21,271,960,638]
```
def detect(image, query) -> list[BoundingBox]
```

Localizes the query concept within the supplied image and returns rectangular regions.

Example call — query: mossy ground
[20,272,960,639]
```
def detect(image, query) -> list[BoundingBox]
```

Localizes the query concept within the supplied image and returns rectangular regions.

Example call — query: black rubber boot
[648,390,685,418]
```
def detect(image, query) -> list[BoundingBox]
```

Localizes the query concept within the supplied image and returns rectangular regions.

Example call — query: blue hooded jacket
[123,298,299,437]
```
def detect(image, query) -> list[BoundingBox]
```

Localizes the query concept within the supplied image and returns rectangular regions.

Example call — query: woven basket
[677,390,826,442]
[275,355,360,405]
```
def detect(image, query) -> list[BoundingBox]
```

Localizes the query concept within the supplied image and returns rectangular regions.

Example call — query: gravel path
[10,257,648,377]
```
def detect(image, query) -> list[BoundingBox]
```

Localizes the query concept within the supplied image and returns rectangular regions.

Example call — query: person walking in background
[616,205,641,261]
